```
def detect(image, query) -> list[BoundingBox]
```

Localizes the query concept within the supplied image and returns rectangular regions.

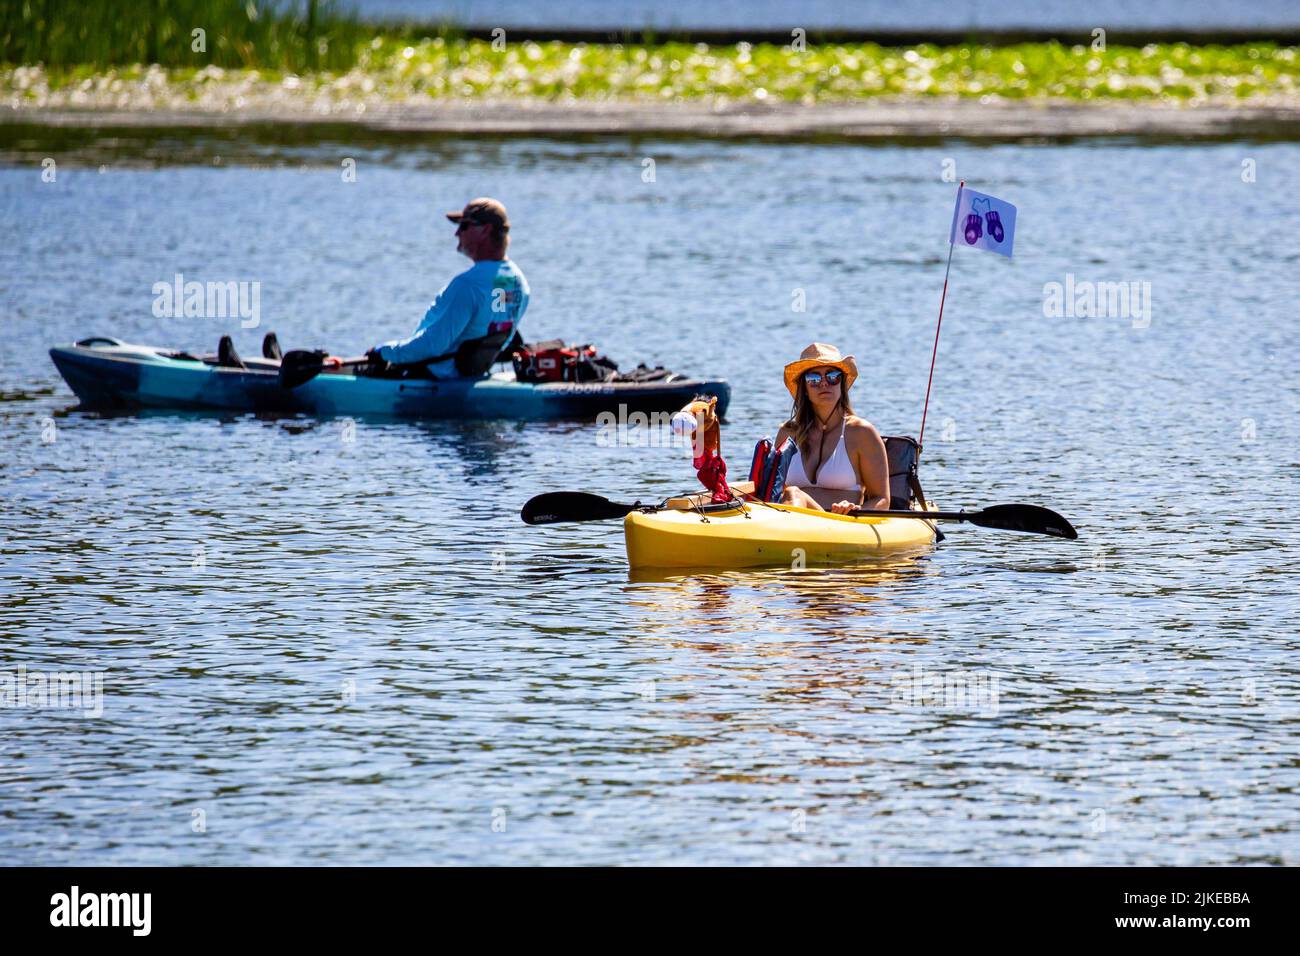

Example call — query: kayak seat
[365,327,520,381]
[883,435,928,511]
[499,328,524,364]
[446,327,518,377]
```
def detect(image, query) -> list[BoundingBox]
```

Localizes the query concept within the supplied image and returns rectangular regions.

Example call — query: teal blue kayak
[50,338,731,421]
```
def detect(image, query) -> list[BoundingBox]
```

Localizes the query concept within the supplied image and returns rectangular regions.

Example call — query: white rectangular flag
[948,185,1016,258]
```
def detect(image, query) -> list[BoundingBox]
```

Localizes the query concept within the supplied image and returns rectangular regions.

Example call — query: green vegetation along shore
[2,0,369,71]
[3,2,1299,117]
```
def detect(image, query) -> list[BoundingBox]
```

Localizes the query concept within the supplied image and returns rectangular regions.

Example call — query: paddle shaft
[851,504,1078,539]
[324,355,371,369]
[849,508,969,521]
[278,352,371,388]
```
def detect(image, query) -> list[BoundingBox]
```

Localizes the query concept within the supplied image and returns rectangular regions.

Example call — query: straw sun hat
[783,343,859,399]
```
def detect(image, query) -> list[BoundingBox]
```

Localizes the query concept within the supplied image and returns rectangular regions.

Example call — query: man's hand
[360,348,390,376]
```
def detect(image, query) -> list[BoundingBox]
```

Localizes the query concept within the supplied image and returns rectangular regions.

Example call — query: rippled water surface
[1,128,1298,864]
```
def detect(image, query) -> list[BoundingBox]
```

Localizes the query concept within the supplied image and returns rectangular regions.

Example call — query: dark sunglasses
[803,369,843,387]
[455,219,486,233]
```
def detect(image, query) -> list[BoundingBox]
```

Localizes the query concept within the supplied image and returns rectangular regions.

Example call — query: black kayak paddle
[521,492,642,525]
[521,492,1078,539]
[278,350,370,389]
[847,504,1077,539]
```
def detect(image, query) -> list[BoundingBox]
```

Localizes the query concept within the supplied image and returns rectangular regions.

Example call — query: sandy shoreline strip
[4,97,1300,141]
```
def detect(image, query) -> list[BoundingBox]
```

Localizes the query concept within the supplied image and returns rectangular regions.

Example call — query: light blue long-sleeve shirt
[376,259,529,376]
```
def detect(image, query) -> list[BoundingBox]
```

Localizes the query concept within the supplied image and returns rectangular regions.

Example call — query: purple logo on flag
[949,187,1016,258]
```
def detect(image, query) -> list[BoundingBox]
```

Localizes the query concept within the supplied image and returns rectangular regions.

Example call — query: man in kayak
[775,343,892,514]
[365,197,530,377]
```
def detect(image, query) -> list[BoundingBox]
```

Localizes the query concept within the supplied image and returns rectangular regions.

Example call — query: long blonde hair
[787,376,854,459]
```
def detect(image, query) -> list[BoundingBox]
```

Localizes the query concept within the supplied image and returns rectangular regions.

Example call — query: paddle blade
[968,504,1078,539]
[521,492,639,525]
[278,349,327,389]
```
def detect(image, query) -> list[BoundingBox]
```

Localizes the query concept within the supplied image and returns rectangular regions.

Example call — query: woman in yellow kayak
[776,343,892,514]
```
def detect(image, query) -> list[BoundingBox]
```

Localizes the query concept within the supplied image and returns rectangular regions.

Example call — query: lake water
[1,126,1297,864]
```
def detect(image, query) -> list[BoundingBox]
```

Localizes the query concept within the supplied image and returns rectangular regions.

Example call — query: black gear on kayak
[512,340,616,383]
[613,363,674,384]
[882,435,931,511]
[511,341,679,385]
[262,332,282,361]
[217,335,246,370]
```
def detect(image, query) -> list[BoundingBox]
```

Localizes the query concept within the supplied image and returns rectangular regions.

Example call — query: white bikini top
[785,419,859,491]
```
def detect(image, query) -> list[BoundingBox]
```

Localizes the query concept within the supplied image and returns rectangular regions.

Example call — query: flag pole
[918,180,963,454]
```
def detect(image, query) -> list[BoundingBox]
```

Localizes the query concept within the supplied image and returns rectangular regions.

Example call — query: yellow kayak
[624,498,938,570]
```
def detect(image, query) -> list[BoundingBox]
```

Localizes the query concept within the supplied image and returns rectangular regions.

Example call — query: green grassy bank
[3,2,1298,104]
[2,0,367,71]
